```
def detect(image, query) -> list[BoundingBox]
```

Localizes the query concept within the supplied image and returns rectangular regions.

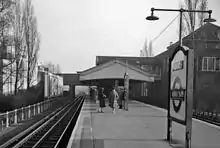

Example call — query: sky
[32,0,220,73]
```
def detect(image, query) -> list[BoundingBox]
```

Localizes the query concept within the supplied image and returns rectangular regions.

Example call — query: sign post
[124,72,129,110]
[167,45,193,148]
[186,49,194,148]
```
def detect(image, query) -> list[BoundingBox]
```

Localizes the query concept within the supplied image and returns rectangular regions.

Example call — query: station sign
[169,46,188,123]
[170,57,186,121]
[167,45,192,148]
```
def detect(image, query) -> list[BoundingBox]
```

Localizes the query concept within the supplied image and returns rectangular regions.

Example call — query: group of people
[92,87,128,114]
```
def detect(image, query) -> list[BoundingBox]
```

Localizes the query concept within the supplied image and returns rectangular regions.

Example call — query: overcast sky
[32,0,220,73]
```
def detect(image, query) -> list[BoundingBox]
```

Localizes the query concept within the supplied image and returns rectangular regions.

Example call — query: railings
[0,98,56,132]
[193,110,220,125]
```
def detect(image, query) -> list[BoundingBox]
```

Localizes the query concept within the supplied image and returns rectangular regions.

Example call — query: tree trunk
[27,57,30,89]
[14,61,19,94]
[27,67,30,89]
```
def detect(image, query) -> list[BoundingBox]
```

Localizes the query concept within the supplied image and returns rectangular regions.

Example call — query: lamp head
[146,15,159,21]
[146,8,159,21]
[204,11,216,23]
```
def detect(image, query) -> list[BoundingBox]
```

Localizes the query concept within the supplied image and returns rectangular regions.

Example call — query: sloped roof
[167,23,220,50]
[80,59,156,77]
[155,23,220,58]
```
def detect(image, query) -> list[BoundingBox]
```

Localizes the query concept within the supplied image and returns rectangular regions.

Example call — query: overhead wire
[152,14,180,43]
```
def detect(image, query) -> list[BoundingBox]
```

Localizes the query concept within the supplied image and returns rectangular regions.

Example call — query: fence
[0,98,57,132]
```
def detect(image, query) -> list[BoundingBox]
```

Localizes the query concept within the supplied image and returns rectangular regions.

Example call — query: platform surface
[68,99,220,148]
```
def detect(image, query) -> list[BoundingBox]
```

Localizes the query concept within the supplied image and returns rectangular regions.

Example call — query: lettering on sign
[171,76,185,113]
[173,60,184,71]
[171,89,185,101]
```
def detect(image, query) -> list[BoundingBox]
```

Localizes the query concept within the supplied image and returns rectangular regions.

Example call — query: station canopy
[79,60,155,82]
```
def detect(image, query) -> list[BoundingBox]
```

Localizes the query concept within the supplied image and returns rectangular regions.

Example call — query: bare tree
[23,0,40,89]
[181,0,208,37]
[148,40,154,57]
[13,0,26,94]
[0,0,16,95]
[141,38,148,57]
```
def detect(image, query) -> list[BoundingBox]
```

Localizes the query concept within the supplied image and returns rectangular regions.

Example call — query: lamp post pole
[0,0,4,95]
[146,7,216,148]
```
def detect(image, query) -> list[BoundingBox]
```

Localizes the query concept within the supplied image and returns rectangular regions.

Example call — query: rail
[193,110,220,126]
[0,97,60,132]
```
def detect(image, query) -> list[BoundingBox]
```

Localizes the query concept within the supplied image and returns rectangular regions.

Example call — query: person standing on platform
[109,87,119,114]
[118,89,123,109]
[94,88,99,112]
[98,88,106,113]
[89,88,93,100]
[121,88,126,109]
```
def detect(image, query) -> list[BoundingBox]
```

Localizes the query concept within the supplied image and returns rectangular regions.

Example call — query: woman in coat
[98,88,106,113]
[109,87,119,114]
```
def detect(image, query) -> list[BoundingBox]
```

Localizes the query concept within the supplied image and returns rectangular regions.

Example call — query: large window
[141,82,148,97]
[202,57,219,72]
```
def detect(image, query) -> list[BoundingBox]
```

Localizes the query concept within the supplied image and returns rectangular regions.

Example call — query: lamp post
[0,0,4,95]
[146,8,216,46]
[146,7,216,148]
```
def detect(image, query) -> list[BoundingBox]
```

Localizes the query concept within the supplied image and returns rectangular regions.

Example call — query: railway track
[2,94,85,148]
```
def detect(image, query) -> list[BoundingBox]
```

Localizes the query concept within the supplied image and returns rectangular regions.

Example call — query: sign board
[170,48,188,122]
[168,45,193,148]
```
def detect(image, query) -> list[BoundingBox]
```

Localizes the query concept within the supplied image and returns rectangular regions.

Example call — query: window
[216,58,220,71]
[207,58,215,71]
[202,57,219,72]
[141,82,148,97]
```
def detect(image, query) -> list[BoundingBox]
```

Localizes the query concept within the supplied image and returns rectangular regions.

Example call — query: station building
[62,23,220,112]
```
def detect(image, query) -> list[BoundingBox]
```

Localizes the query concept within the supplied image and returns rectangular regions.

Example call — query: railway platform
[68,99,220,148]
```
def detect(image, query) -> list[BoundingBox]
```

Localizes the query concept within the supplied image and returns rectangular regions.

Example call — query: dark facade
[154,23,220,111]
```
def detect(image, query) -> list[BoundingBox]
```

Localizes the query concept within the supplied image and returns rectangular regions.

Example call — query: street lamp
[146,7,216,148]
[146,8,216,46]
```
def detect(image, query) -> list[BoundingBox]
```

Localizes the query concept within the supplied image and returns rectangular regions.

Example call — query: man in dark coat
[98,88,106,113]
[120,89,125,109]
[118,89,124,109]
